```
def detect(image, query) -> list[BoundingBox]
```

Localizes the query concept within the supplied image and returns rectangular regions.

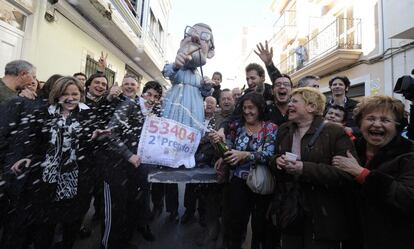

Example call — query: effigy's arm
[162,64,179,83]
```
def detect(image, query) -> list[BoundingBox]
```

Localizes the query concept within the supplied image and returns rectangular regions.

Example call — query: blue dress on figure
[162,64,212,132]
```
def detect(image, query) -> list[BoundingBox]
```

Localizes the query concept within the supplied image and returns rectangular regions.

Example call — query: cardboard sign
[138,116,202,168]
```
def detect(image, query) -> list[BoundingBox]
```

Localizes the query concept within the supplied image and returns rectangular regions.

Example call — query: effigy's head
[179,23,215,68]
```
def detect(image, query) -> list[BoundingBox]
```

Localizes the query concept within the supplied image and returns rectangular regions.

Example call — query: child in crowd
[325,104,356,141]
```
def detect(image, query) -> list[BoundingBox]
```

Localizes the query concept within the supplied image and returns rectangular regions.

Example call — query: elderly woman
[332,96,414,249]
[214,92,277,249]
[272,87,357,249]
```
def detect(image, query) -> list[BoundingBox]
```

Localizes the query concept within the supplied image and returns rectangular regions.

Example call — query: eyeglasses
[362,116,400,126]
[184,26,215,49]
[273,82,291,88]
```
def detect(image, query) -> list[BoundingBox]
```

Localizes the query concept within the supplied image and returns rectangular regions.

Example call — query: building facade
[0,0,171,88]
[241,0,414,101]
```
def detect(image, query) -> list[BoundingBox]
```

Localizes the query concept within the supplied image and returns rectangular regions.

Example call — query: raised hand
[98,51,108,72]
[254,41,273,66]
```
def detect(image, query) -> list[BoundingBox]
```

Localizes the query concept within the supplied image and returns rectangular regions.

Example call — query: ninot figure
[162,23,215,131]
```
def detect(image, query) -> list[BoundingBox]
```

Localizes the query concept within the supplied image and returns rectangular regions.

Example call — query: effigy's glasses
[184,26,215,50]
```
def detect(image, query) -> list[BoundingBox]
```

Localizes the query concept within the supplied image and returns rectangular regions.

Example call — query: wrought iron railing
[276,17,362,75]
[272,10,297,42]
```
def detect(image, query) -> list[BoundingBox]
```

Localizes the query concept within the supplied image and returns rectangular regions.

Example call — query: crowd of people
[0,25,413,249]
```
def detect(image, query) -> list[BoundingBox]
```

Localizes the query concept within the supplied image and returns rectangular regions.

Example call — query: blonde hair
[49,76,85,105]
[353,95,405,127]
[290,87,326,115]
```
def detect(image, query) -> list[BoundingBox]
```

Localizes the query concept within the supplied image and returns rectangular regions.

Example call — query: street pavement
[74,183,252,249]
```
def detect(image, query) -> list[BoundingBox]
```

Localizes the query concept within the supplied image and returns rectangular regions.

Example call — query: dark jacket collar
[356,135,414,169]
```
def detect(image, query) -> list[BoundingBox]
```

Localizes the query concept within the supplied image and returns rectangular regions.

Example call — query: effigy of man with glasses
[162,23,215,131]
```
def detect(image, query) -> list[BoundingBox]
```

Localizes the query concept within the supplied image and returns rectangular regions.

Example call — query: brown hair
[49,76,85,105]
[290,87,326,116]
[353,95,405,128]
[123,73,140,82]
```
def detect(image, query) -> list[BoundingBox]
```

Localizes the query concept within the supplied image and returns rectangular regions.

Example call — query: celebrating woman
[214,92,277,249]
[332,95,414,249]
[5,76,95,249]
[272,87,357,249]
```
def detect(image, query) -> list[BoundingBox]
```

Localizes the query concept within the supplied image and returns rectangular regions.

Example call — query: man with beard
[243,63,274,103]
[162,23,215,132]
[265,74,292,126]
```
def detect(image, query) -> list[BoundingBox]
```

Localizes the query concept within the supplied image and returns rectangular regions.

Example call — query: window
[0,0,27,31]
[158,21,164,45]
[149,10,156,35]
[125,64,142,82]
[336,6,355,49]
[85,55,116,87]
[124,0,137,16]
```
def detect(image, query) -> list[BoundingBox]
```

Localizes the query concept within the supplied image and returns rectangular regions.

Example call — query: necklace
[246,122,262,136]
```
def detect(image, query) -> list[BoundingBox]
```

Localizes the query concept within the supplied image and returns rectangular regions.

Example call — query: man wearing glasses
[162,23,215,132]
[265,74,293,126]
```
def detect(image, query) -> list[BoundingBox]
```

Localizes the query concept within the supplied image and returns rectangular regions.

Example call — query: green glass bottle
[216,140,230,157]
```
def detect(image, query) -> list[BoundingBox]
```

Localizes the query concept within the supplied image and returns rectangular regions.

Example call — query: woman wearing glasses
[332,95,414,249]
[162,23,215,132]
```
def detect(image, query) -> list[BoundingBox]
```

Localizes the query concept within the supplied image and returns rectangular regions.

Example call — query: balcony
[112,0,142,38]
[57,0,167,83]
[271,9,297,45]
[276,17,362,82]
[144,26,164,58]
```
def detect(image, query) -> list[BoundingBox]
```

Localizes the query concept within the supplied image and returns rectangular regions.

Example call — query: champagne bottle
[216,140,230,157]
[214,140,230,184]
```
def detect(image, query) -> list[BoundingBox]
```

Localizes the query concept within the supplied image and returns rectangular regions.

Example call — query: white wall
[383,0,414,38]
[32,11,127,83]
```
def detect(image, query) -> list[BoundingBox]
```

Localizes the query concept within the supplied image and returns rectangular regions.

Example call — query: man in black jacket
[101,99,145,249]
[265,74,292,126]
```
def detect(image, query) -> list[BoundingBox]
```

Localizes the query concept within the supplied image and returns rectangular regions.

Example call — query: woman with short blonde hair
[270,87,356,249]
[290,87,326,116]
